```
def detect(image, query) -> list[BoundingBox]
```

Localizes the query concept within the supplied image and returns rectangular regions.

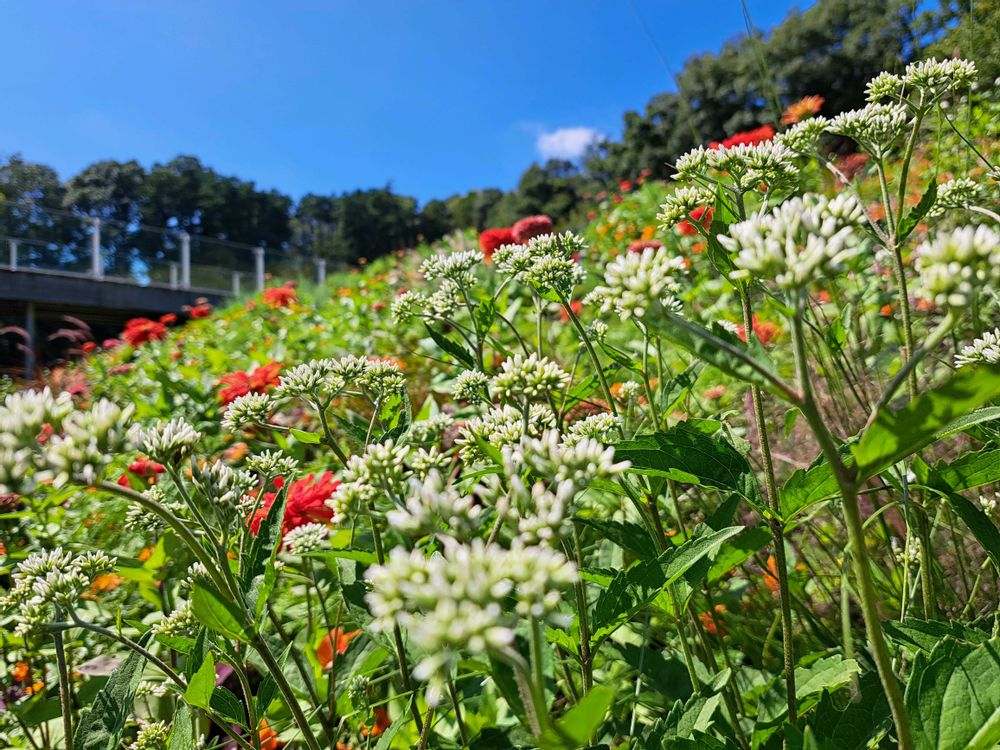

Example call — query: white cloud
[536,126,601,161]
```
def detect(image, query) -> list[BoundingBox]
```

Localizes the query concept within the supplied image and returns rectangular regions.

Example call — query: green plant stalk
[52,608,73,750]
[790,307,912,749]
[446,677,470,748]
[316,403,350,467]
[368,506,424,733]
[251,635,323,750]
[570,525,594,693]
[739,285,797,724]
[230,655,263,750]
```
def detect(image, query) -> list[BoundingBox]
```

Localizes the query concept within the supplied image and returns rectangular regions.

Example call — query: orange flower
[316,628,362,669]
[258,719,283,750]
[12,661,31,684]
[763,555,780,594]
[780,95,824,126]
[262,283,298,308]
[85,573,124,598]
[25,680,45,695]
[698,604,727,636]
[880,304,894,317]
[218,361,283,405]
[360,706,392,738]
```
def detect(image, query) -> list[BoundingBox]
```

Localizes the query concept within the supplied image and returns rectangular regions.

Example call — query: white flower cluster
[386,471,483,538]
[221,392,275,431]
[656,186,715,230]
[131,418,200,467]
[283,522,330,554]
[902,58,977,99]
[245,449,299,479]
[421,249,481,287]
[150,601,198,638]
[673,141,798,190]
[493,232,587,296]
[776,116,830,154]
[191,460,256,520]
[491,353,571,402]
[0,390,135,493]
[366,538,577,701]
[914,225,1000,309]
[827,103,910,158]
[587,246,687,320]
[564,412,623,445]
[2,548,117,635]
[980,492,999,517]
[955,328,1000,368]
[452,369,490,401]
[126,720,170,750]
[457,404,556,462]
[406,414,454,446]
[928,178,982,218]
[274,358,344,400]
[721,193,867,290]
[342,439,411,500]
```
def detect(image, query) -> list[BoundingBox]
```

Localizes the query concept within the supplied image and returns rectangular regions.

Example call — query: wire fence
[0,199,324,293]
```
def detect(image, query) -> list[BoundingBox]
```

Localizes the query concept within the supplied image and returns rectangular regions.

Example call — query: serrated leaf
[183,651,215,710]
[167,703,194,750]
[884,618,989,654]
[191,584,249,643]
[423,321,475,368]
[897,179,937,242]
[931,447,1000,492]
[210,685,247,727]
[946,492,1000,573]
[854,365,1000,481]
[536,685,614,749]
[576,518,659,561]
[73,633,151,750]
[289,427,322,444]
[906,637,1000,750]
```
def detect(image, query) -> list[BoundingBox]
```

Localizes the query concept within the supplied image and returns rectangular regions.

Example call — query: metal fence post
[169,263,179,289]
[314,258,326,285]
[9,239,17,271]
[90,218,103,279]
[179,232,191,289]
[252,247,265,291]
[232,272,241,296]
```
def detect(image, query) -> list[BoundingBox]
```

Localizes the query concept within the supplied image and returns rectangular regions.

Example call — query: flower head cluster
[928,178,982,218]
[361,359,407,399]
[674,141,798,190]
[493,232,587,296]
[191,460,256,520]
[587,246,687,320]
[776,116,830,154]
[657,186,715,231]
[246,449,299,479]
[565,412,623,445]
[955,328,1000,368]
[457,404,556,462]
[452,369,490,401]
[131,418,200,467]
[222,392,275,431]
[491,353,570,402]
[150,601,198,638]
[721,193,867,290]
[386,471,483,538]
[342,440,412,498]
[902,58,977,101]
[366,538,576,701]
[406,414,454,446]
[421,250,481,286]
[274,358,344,400]
[3,549,117,635]
[914,225,1000,309]
[127,720,170,750]
[283,522,330,554]
[827,104,909,158]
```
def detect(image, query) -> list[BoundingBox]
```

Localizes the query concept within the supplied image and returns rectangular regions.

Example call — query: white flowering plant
[1,58,999,750]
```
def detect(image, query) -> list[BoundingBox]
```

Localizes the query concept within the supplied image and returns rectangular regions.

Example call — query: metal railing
[0,200,329,293]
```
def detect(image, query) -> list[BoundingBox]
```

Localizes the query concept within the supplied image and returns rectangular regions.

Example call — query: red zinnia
[627,239,663,254]
[676,206,713,236]
[184,303,212,319]
[511,215,553,244]
[218,360,283,405]
[478,227,515,262]
[710,124,775,150]
[249,472,340,536]
[262,283,298,308]
[159,313,178,326]
[736,314,782,346]
[121,317,168,347]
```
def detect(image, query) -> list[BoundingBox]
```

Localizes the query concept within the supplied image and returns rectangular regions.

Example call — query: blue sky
[2,1,809,204]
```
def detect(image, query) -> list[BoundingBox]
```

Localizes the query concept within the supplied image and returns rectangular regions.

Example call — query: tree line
[0,0,990,271]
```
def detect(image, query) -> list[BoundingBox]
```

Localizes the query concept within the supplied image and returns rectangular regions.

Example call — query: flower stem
[52,608,73,750]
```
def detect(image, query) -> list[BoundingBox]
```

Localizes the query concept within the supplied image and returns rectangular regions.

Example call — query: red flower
[627,239,663,254]
[478,227,515,262]
[710,124,775,150]
[81,341,97,353]
[218,360,283,405]
[361,706,392,738]
[316,628,362,668]
[618,179,633,192]
[250,472,340,536]
[559,300,583,323]
[676,206,713,236]
[736,315,782,346]
[184,303,212,319]
[121,317,167,347]
[159,313,178,326]
[102,338,122,349]
[262,283,297,308]
[129,457,166,478]
[511,215,553,244]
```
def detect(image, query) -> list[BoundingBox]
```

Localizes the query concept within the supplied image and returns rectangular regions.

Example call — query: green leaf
[897,179,937,243]
[614,423,762,507]
[167,703,194,750]
[536,685,615,749]
[804,672,891,750]
[794,656,860,701]
[240,486,285,622]
[779,462,840,521]
[647,307,788,398]
[210,685,247,727]
[73,633,151,750]
[884,618,989,654]
[590,526,742,645]
[191,584,250,643]
[906,637,1000,750]
[183,651,215,710]
[945,492,1000,573]
[933,447,1000,492]
[423,321,475,368]
[706,526,772,583]
[289,427,321,444]
[373,717,404,750]
[576,518,659,561]
[853,365,1000,481]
